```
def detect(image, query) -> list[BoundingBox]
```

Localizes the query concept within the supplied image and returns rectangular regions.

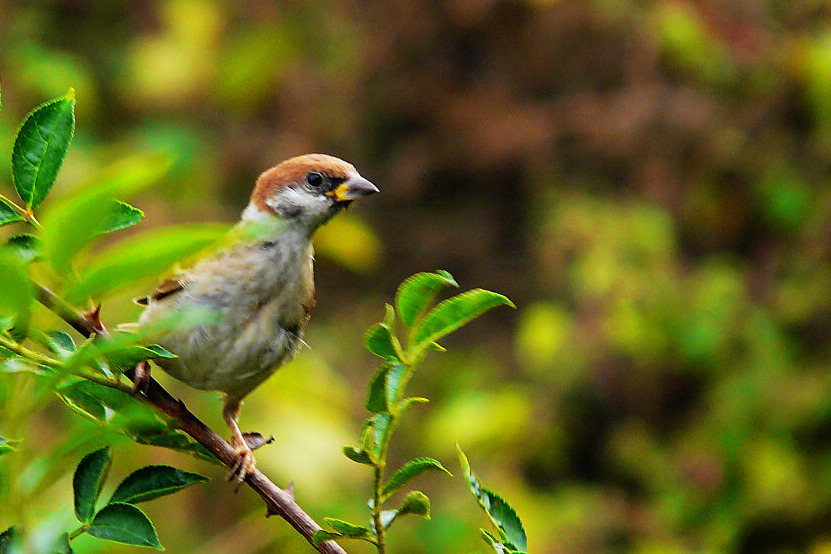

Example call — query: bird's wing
[134,277,186,306]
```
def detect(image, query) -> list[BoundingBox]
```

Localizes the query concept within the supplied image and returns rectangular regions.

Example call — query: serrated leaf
[110,465,208,505]
[12,89,75,209]
[67,223,227,303]
[364,323,398,360]
[381,458,451,501]
[459,447,527,551]
[323,518,373,541]
[366,361,408,414]
[5,234,42,263]
[396,270,458,328]
[73,446,112,523]
[99,201,144,234]
[87,502,162,549]
[0,199,23,226]
[0,437,21,456]
[413,289,514,350]
[479,489,527,551]
[312,530,345,546]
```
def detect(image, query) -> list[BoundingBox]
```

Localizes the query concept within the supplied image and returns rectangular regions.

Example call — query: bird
[133,153,378,483]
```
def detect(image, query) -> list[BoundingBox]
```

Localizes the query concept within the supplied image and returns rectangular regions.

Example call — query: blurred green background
[2,1,831,552]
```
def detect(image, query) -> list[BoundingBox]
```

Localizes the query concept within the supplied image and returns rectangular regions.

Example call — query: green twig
[68,525,86,541]
[0,193,43,231]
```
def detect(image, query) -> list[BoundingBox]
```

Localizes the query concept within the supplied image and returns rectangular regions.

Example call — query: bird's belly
[152,303,304,398]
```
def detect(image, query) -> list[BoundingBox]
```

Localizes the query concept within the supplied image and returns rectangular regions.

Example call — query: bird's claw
[226,441,256,490]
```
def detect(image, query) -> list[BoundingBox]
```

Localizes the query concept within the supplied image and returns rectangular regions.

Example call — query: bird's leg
[223,397,256,488]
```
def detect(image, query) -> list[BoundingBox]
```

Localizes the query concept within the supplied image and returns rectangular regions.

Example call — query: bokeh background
[2,1,831,552]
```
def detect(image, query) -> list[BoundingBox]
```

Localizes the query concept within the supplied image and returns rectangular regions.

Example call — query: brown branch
[35,284,347,554]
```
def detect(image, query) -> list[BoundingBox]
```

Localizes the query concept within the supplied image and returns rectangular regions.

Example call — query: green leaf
[110,465,208,504]
[385,362,407,410]
[342,445,374,466]
[312,530,345,546]
[396,270,457,328]
[365,364,390,413]
[398,490,431,518]
[458,447,527,551]
[41,182,122,276]
[87,502,162,550]
[366,362,407,414]
[59,383,107,421]
[0,199,23,226]
[104,344,176,370]
[0,251,34,339]
[45,330,76,357]
[323,518,373,541]
[73,446,112,523]
[5,234,42,263]
[381,490,432,529]
[0,437,21,456]
[99,201,144,234]
[365,323,398,360]
[67,223,227,303]
[370,413,392,457]
[381,458,451,501]
[413,289,515,350]
[12,89,75,209]
[41,153,172,276]
[131,430,220,465]
[0,526,19,553]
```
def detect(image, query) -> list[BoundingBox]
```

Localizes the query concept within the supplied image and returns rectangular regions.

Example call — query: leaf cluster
[315,271,514,550]
[0,446,207,552]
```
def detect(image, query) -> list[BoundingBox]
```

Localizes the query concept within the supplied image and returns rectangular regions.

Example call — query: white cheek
[268,188,330,219]
[241,203,272,223]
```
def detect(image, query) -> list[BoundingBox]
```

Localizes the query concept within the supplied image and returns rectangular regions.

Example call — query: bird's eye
[306,171,324,188]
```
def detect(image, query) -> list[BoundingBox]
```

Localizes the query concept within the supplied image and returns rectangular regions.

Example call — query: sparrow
[134,154,378,482]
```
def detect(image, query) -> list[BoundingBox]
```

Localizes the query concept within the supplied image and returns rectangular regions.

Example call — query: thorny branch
[34,283,347,554]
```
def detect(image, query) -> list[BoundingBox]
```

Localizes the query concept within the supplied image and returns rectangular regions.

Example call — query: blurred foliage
[1,0,831,553]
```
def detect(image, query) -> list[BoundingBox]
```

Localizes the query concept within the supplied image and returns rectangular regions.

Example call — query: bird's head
[244,154,378,233]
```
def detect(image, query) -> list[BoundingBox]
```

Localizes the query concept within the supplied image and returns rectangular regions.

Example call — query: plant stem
[68,525,86,541]
[0,332,134,394]
[0,333,61,368]
[0,193,42,230]
[372,464,386,554]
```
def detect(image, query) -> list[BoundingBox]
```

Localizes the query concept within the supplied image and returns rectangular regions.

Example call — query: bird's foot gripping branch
[0,87,525,554]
